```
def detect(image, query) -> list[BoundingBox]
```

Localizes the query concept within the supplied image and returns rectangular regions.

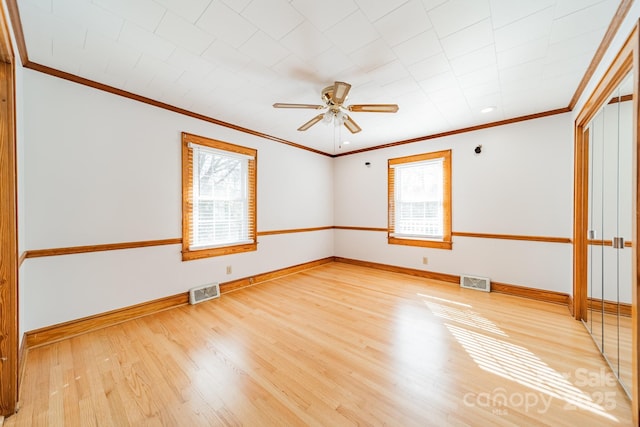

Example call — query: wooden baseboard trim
[333,257,460,284]
[220,257,335,294]
[334,257,571,307]
[490,281,570,306]
[25,293,189,349]
[588,297,632,317]
[23,257,335,349]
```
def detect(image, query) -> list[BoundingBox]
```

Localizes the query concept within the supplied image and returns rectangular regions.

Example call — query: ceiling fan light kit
[274,81,399,135]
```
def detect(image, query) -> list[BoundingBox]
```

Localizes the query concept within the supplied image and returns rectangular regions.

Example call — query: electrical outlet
[226,265,232,274]
[422,256,428,265]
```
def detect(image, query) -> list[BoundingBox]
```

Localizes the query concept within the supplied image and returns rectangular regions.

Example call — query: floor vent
[189,283,220,304]
[460,275,491,292]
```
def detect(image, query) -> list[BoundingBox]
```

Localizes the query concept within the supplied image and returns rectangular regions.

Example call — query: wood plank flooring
[5,262,634,426]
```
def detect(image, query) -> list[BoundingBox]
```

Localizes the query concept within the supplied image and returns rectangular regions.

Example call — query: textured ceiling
[14,0,622,155]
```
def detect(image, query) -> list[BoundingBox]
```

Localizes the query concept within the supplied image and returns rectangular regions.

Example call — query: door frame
[0,1,17,417]
[573,24,639,421]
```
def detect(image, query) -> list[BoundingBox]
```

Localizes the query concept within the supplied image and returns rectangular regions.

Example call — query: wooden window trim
[388,149,452,250]
[181,132,257,261]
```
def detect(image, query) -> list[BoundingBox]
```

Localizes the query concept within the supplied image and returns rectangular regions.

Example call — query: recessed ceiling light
[343,141,350,145]
[480,106,496,113]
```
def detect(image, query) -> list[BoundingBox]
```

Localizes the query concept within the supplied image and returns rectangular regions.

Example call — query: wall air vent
[460,275,491,292]
[189,283,220,304]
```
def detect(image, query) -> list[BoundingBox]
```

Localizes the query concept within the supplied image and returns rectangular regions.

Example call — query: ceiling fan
[273,81,399,134]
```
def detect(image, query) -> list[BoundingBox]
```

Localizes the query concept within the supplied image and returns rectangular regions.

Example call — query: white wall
[334,113,574,293]
[21,70,333,331]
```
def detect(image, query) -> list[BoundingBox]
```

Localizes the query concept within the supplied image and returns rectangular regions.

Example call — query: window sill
[182,242,257,261]
[388,236,452,250]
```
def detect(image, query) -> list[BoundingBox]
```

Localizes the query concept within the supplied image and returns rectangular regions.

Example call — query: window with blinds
[182,133,257,261]
[388,150,452,250]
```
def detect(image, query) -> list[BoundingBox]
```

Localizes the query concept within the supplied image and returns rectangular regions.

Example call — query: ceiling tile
[355,0,410,21]
[550,1,618,44]
[494,7,554,52]
[22,31,53,62]
[280,22,331,60]
[349,39,397,73]
[50,40,83,73]
[553,0,617,18]
[393,30,441,65]
[239,31,290,68]
[489,0,555,29]
[154,0,212,23]
[134,54,183,83]
[499,60,543,85]
[106,47,142,78]
[270,54,327,86]
[119,22,176,61]
[22,0,52,11]
[85,31,131,60]
[421,0,447,11]
[450,45,496,76]
[374,0,432,47]
[234,61,279,87]
[123,67,155,91]
[544,29,603,64]
[408,53,451,81]
[365,60,411,86]
[325,11,380,54]
[21,2,85,48]
[166,48,214,74]
[220,0,252,14]
[290,0,359,32]
[428,0,490,38]
[79,65,126,88]
[465,90,501,110]
[242,0,304,40]
[462,80,500,99]
[92,0,165,33]
[155,12,215,55]
[542,52,591,80]
[201,39,252,69]
[418,70,458,94]
[456,64,499,88]
[440,19,493,59]
[496,37,548,69]
[196,1,257,49]
[309,47,358,81]
[381,76,424,98]
[53,0,123,39]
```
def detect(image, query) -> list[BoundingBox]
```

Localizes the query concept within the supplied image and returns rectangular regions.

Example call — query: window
[182,132,257,261]
[388,149,452,249]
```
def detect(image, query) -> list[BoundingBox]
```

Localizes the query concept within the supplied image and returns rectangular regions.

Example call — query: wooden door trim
[0,2,17,417]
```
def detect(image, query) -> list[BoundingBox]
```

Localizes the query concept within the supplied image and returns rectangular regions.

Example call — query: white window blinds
[391,158,444,239]
[190,143,254,249]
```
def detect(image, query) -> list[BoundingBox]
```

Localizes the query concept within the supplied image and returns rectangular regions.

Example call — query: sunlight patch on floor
[423,297,620,422]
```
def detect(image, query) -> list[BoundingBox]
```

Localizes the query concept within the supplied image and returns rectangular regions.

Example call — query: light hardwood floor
[5,262,634,426]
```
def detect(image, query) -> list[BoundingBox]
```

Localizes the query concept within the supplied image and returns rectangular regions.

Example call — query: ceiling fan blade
[332,81,352,105]
[348,104,399,113]
[343,115,362,134]
[273,103,325,109]
[297,114,324,131]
